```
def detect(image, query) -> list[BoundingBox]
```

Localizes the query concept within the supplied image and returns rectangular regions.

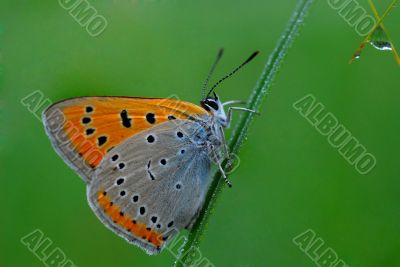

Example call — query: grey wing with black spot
[87,120,212,255]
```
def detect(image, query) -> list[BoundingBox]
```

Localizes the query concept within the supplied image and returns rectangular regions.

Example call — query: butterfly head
[200,49,259,127]
[200,92,228,126]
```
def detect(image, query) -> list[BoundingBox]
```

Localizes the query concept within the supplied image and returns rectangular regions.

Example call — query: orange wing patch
[43,97,208,182]
[97,191,164,248]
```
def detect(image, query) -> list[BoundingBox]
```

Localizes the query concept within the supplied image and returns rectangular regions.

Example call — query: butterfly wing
[88,120,212,254]
[42,97,208,183]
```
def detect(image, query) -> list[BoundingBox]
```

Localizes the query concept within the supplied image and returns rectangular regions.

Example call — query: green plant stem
[175,0,314,265]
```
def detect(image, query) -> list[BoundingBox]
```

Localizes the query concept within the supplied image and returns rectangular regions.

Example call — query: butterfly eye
[201,98,219,111]
[207,100,219,110]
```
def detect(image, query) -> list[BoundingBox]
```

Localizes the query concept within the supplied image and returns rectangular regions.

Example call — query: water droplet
[369,25,392,51]
[370,41,392,51]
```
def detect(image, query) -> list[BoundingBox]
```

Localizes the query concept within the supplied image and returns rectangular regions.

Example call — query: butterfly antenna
[202,48,224,99]
[206,51,259,97]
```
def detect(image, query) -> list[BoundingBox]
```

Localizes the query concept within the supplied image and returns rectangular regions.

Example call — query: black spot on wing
[98,136,107,146]
[118,162,125,169]
[139,206,146,215]
[86,128,95,135]
[120,110,132,128]
[146,113,156,124]
[147,135,155,143]
[147,160,155,180]
[82,117,91,124]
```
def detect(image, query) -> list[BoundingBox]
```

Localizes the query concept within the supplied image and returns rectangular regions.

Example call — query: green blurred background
[1,0,400,266]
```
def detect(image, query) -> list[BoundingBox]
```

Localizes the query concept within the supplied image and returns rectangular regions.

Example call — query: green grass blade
[175,0,314,265]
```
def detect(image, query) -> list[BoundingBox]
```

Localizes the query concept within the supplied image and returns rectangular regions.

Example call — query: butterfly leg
[224,106,259,128]
[222,100,247,106]
[210,143,233,188]
[218,162,233,188]
[219,126,230,160]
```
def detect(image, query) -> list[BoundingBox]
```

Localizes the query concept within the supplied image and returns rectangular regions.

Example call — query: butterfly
[42,49,259,255]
